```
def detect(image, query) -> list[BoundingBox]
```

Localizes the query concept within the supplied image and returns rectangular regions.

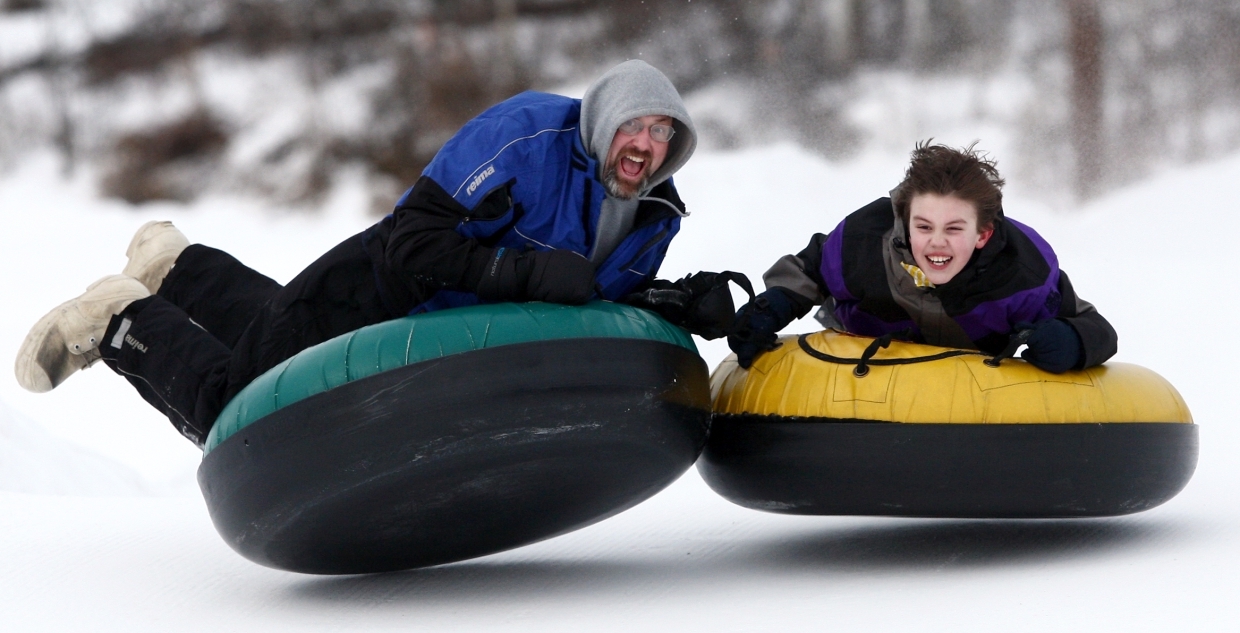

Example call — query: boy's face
[908,193,994,286]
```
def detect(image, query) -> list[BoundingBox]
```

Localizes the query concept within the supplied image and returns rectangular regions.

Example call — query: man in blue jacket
[16,60,708,446]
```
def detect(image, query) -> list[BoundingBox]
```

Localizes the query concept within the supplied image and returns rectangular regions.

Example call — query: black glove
[1018,319,1083,373]
[622,271,754,340]
[476,247,595,305]
[728,288,800,369]
[527,249,595,304]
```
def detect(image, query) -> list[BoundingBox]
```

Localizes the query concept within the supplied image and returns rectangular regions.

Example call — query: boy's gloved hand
[477,248,595,305]
[1018,319,1083,373]
[728,288,798,369]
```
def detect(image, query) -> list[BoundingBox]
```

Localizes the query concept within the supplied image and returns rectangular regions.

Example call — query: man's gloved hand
[1018,319,1083,373]
[728,287,799,369]
[526,248,595,304]
[623,279,690,313]
[476,247,595,305]
[622,271,753,340]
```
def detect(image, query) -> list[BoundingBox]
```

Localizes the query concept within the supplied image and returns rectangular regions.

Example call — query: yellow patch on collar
[901,262,936,288]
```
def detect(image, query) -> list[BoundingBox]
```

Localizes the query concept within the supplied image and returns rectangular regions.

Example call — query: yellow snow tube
[711,330,1192,424]
[700,330,1197,518]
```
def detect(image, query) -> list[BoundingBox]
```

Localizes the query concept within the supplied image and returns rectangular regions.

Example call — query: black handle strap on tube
[983,327,1034,368]
[795,328,1023,377]
[714,270,756,304]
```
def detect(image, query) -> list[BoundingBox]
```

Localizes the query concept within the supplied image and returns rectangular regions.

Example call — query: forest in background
[0,0,1237,211]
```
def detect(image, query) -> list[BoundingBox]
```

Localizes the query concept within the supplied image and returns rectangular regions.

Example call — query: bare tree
[1064,0,1104,199]
[6,0,1240,209]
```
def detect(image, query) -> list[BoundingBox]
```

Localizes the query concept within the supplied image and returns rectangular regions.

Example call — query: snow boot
[14,275,150,393]
[122,220,190,294]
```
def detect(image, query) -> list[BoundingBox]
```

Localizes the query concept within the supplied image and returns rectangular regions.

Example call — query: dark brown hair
[891,140,1005,231]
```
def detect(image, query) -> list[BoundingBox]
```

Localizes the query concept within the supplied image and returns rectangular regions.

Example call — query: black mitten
[525,249,595,304]
[1018,319,1083,373]
[728,288,799,368]
[623,271,754,340]
[623,278,691,318]
[679,271,751,339]
[476,248,595,305]
[475,247,530,302]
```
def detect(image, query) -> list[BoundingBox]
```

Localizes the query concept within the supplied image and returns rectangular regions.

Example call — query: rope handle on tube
[795,327,1028,376]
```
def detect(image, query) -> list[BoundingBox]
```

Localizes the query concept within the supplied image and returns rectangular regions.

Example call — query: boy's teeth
[928,256,949,264]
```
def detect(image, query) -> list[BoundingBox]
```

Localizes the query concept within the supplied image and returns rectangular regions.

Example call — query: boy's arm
[760,232,832,318]
[728,233,831,368]
[1055,270,1118,368]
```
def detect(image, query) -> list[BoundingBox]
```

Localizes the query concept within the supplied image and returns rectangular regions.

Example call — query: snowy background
[3,139,1239,631]
[2,1,1239,629]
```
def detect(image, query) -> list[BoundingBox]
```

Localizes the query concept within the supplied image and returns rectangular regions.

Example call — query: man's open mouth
[619,154,646,178]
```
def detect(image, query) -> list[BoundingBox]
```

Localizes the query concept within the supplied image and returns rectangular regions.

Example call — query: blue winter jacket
[366,91,687,316]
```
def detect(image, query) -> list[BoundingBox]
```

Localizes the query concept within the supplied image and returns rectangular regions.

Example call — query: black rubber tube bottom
[699,416,1198,518]
[198,338,710,574]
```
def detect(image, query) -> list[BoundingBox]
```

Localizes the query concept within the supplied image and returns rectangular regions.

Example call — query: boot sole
[14,275,147,392]
[15,300,90,393]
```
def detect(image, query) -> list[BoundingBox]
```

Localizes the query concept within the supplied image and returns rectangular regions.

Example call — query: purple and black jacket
[762,197,1117,368]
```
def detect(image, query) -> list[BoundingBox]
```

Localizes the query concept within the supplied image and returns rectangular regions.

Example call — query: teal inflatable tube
[196,301,710,574]
[204,300,697,454]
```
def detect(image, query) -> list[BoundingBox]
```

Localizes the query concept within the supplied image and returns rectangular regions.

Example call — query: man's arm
[383,176,502,295]
[383,175,595,305]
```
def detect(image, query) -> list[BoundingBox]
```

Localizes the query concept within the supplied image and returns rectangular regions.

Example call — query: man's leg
[157,245,282,350]
[100,230,408,445]
[99,296,231,447]
[219,231,402,407]
[121,221,282,350]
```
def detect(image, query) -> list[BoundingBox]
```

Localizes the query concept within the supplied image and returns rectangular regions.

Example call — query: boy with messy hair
[728,141,1117,372]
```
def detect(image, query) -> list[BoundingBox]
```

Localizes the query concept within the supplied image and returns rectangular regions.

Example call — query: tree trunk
[903,0,931,67]
[822,0,857,73]
[1065,0,1104,200]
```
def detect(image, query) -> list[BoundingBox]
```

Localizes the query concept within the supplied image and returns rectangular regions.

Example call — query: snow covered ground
[2,141,1238,631]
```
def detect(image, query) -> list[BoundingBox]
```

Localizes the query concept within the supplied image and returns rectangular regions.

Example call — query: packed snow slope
[1,143,1237,632]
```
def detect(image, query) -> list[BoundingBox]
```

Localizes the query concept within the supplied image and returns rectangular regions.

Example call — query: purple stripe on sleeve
[1007,217,1059,270]
[953,284,1059,341]
[953,217,1062,340]
[819,219,855,301]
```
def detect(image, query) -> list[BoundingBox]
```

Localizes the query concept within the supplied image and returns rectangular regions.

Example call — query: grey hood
[579,60,697,192]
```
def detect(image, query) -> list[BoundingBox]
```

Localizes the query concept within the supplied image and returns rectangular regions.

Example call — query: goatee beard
[602,166,649,200]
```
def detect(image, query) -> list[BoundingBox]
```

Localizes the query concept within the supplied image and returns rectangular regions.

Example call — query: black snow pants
[99,230,410,447]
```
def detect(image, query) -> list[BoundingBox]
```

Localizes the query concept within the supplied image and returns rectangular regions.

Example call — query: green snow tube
[197,301,710,574]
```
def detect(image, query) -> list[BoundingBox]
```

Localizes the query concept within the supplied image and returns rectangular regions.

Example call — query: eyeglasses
[618,118,676,143]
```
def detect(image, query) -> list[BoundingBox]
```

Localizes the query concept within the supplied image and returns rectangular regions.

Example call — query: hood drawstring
[638,196,689,218]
